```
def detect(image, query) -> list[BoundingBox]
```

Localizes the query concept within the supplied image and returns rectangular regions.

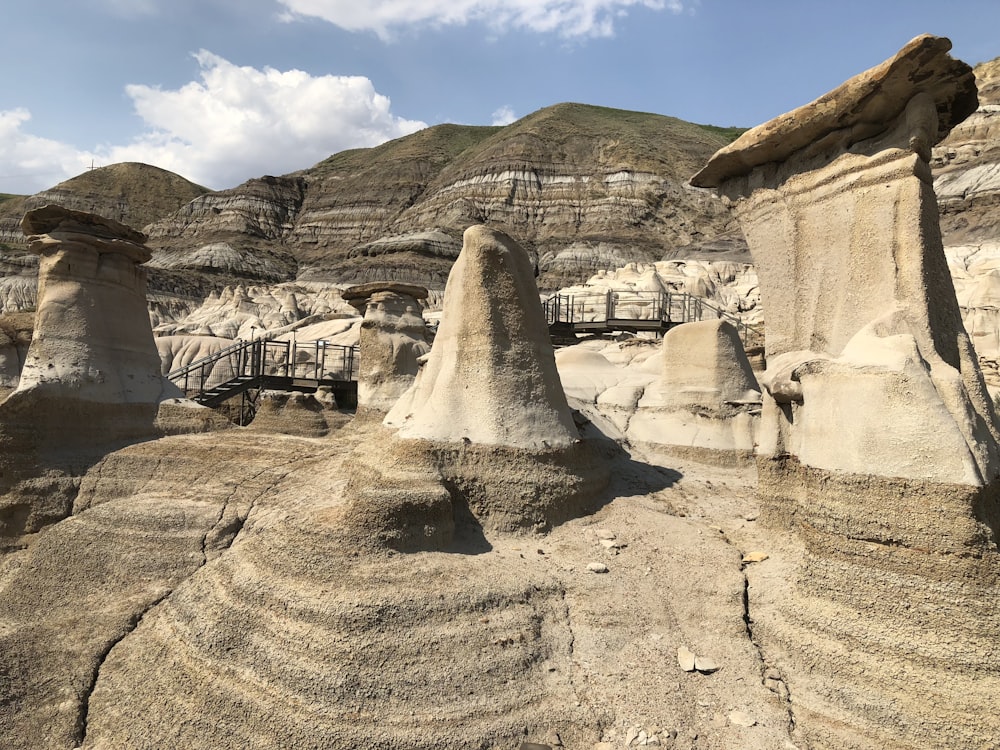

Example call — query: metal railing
[167,338,359,403]
[542,289,762,346]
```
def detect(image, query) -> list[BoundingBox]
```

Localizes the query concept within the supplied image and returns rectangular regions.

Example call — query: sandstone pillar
[17,205,171,403]
[342,226,610,551]
[692,35,1000,749]
[0,206,211,539]
[342,281,431,414]
[385,225,578,448]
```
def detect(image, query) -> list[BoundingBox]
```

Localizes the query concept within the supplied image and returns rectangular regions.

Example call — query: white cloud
[0,109,96,194]
[491,106,518,126]
[0,52,426,194]
[105,51,427,189]
[278,0,683,40]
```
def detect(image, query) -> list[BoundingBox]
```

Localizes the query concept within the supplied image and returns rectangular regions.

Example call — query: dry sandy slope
[0,418,798,749]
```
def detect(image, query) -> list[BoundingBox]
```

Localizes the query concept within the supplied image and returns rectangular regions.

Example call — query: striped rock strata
[693,34,1000,749]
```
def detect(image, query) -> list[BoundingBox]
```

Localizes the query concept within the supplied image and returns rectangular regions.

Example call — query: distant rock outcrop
[0,162,208,249]
[142,107,739,291]
[694,35,1000,750]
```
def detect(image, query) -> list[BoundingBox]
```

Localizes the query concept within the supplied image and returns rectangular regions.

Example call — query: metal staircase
[167,337,359,408]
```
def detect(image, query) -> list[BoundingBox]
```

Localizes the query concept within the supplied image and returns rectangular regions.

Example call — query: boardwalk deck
[542,290,761,346]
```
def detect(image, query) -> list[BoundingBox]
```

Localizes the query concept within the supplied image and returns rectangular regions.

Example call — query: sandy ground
[0,411,805,749]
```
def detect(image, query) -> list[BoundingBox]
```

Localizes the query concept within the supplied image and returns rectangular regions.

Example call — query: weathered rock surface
[344,227,614,548]
[935,56,1000,246]
[344,282,430,414]
[0,311,32,394]
[695,34,1000,749]
[628,320,760,464]
[386,226,577,448]
[0,422,792,750]
[0,206,223,540]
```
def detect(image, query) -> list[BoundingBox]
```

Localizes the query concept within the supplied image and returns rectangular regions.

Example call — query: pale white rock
[694,655,719,674]
[385,226,577,449]
[676,646,696,672]
[343,283,431,413]
[628,319,760,459]
[728,710,756,728]
[586,562,609,574]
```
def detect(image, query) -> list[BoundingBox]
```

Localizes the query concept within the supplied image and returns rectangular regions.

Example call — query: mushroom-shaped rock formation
[693,35,1000,749]
[340,226,612,550]
[17,205,166,403]
[0,205,222,540]
[342,281,431,415]
[628,319,760,464]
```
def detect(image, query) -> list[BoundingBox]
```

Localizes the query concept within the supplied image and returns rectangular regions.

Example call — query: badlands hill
[0,104,742,305]
[146,103,743,291]
[0,162,209,248]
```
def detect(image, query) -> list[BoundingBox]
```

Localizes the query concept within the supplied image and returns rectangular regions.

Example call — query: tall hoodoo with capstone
[0,205,214,539]
[693,35,1000,749]
[16,205,172,403]
[342,281,431,415]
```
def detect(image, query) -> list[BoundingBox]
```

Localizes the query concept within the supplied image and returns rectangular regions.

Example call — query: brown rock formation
[935,55,1000,246]
[0,162,209,249]
[694,34,1000,749]
[144,106,739,290]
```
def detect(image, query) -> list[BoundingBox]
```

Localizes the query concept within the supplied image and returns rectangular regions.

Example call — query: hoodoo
[694,34,1000,749]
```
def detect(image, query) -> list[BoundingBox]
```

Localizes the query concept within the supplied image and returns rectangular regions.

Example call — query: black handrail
[542,289,762,346]
[166,337,360,404]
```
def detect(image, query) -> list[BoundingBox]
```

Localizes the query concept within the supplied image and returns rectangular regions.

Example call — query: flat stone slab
[341,281,429,306]
[691,34,977,188]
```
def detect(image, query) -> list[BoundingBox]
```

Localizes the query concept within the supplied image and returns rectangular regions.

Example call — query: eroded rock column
[692,35,1000,749]
[0,205,215,539]
[17,205,169,403]
[341,225,611,551]
[342,281,431,415]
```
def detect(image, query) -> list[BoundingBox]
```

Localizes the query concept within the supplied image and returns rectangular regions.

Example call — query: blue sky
[2,0,999,195]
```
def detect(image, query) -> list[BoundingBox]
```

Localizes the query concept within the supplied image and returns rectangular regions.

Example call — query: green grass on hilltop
[695,124,749,143]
